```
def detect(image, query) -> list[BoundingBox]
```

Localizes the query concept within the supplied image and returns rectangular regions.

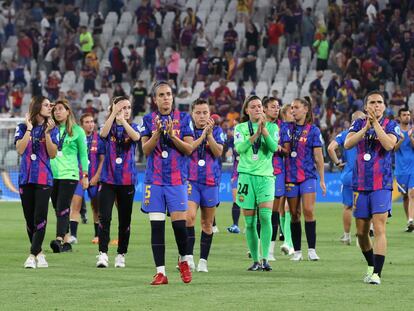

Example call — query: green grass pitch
[0,201,413,310]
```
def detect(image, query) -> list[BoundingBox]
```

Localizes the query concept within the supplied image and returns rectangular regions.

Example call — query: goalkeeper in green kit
[234,95,279,271]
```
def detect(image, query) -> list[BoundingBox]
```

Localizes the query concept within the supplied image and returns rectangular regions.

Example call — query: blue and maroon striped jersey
[100,123,139,185]
[15,123,59,186]
[282,122,323,183]
[272,120,286,175]
[349,117,400,191]
[141,110,194,185]
[188,126,225,186]
[86,131,105,179]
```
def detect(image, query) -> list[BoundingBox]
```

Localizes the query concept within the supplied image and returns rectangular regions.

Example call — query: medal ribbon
[31,126,43,155]
[364,118,384,155]
[57,129,67,152]
[114,125,124,159]
[158,111,175,154]
[195,128,206,161]
[248,121,261,155]
[291,124,305,152]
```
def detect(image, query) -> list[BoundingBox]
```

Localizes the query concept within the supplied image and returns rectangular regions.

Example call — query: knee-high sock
[291,221,302,251]
[151,220,166,267]
[259,208,272,260]
[244,215,259,262]
[232,202,240,226]
[172,220,187,257]
[280,214,286,234]
[200,231,213,260]
[374,254,385,277]
[284,212,293,248]
[305,221,316,249]
[186,226,195,255]
[271,211,279,241]
[70,220,78,238]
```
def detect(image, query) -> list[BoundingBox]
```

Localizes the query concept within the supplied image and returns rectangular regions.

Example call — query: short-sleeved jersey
[282,123,323,183]
[335,129,357,187]
[100,123,139,185]
[349,117,400,191]
[15,123,59,186]
[272,120,286,175]
[141,110,194,185]
[395,128,414,175]
[234,121,279,177]
[86,131,105,179]
[188,126,225,186]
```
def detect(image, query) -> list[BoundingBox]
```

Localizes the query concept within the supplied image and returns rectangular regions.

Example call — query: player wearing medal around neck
[140,81,194,285]
[50,99,89,254]
[282,97,326,262]
[393,108,414,232]
[328,111,366,246]
[344,91,400,285]
[96,96,141,268]
[185,98,225,273]
[234,95,279,272]
[68,113,105,246]
[15,96,59,268]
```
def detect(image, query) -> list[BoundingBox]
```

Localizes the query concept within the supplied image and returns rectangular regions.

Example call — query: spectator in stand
[199,83,214,103]
[213,79,232,104]
[12,63,27,88]
[113,83,127,98]
[167,45,180,88]
[242,44,258,88]
[144,30,159,78]
[209,47,224,81]
[245,19,259,50]
[109,41,126,83]
[390,85,407,115]
[183,7,202,31]
[17,31,32,70]
[309,71,324,103]
[215,88,232,116]
[404,56,414,93]
[171,10,182,46]
[131,80,147,117]
[327,0,341,32]
[237,0,251,22]
[223,50,239,81]
[0,61,10,86]
[101,65,114,96]
[28,27,41,61]
[86,46,100,72]
[92,12,104,52]
[10,85,23,117]
[366,0,378,24]
[82,98,102,120]
[0,84,8,113]
[281,5,297,46]
[81,56,97,93]
[195,49,210,82]
[288,38,301,82]
[135,0,153,46]
[326,74,339,108]
[180,23,194,61]
[313,32,329,71]
[43,27,58,57]
[44,46,60,77]
[266,14,284,67]
[223,22,238,54]
[177,79,192,99]
[64,38,81,71]
[235,79,246,109]
[155,56,168,81]
[401,31,413,65]
[193,27,211,59]
[302,7,315,47]
[45,71,60,101]
[31,71,43,97]
[83,0,100,20]
[128,45,142,82]
[389,40,405,84]
[226,105,240,126]
[79,25,94,60]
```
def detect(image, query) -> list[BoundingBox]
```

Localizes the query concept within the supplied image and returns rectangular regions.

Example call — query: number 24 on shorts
[237,183,249,195]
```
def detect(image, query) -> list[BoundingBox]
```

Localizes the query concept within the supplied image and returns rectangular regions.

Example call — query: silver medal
[198,159,206,167]
[363,153,371,161]
[30,154,37,161]
[252,154,259,161]
[236,156,240,161]
[88,160,90,165]
[161,151,169,158]
[57,151,63,157]
[290,151,297,158]
[115,157,123,164]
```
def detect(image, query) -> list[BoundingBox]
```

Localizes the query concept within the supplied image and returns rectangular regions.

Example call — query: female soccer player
[96,96,140,268]
[283,97,326,261]
[50,99,88,253]
[141,81,194,285]
[15,96,58,268]
[344,91,399,285]
[186,98,224,272]
[234,95,279,271]
[68,113,105,244]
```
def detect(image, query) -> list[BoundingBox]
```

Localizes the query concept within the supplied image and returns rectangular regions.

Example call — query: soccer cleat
[268,241,276,261]
[405,221,414,232]
[363,266,374,283]
[36,253,48,268]
[340,234,351,245]
[24,255,36,269]
[50,239,63,253]
[197,259,208,272]
[261,259,272,271]
[279,232,285,241]
[178,260,192,283]
[81,215,88,224]
[96,252,109,268]
[212,225,219,233]
[114,254,126,268]
[307,248,320,261]
[151,273,168,285]
[61,242,72,252]
[247,262,262,271]
[288,247,295,256]
[186,255,196,271]
[290,251,303,261]
[280,243,290,255]
[67,235,78,245]
[227,224,240,234]
[91,237,99,244]
[369,273,381,285]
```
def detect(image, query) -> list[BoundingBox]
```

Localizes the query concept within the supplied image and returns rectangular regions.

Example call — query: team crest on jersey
[238,195,244,202]
[395,125,401,136]
[235,131,242,142]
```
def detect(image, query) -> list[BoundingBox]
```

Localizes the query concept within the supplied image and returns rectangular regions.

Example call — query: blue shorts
[285,179,316,198]
[231,177,238,190]
[353,190,392,219]
[74,182,84,197]
[275,172,285,197]
[141,184,188,214]
[396,175,414,194]
[188,181,219,208]
[342,185,353,208]
[87,185,99,199]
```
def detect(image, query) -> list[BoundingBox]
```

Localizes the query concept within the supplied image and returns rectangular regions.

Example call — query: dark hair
[398,107,410,116]
[107,95,130,121]
[80,112,94,124]
[364,90,386,106]
[293,97,314,124]
[241,95,261,122]
[151,81,175,110]
[29,96,49,127]
[262,96,279,108]
[191,98,209,112]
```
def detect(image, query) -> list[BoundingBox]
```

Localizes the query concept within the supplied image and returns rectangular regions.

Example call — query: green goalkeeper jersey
[234,121,279,177]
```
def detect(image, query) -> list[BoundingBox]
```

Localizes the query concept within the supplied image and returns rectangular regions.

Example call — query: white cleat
[24,255,36,269]
[36,253,48,268]
[340,234,351,245]
[307,248,320,261]
[212,226,219,233]
[114,254,126,268]
[363,266,374,283]
[68,235,78,245]
[96,252,109,268]
[268,252,276,261]
[369,273,381,285]
[186,255,196,271]
[290,251,303,261]
[280,243,290,255]
[197,259,208,272]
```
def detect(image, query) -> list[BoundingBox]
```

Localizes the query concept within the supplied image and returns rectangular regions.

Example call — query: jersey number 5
[237,183,249,195]
[145,185,151,199]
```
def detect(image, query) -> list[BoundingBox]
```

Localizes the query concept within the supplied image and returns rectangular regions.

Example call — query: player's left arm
[314,146,326,196]
[122,121,141,142]
[91,154,105,186]
[261,122,278,153]
[373,119,398,151]
[207,125,224,158]
[171,135,194,155]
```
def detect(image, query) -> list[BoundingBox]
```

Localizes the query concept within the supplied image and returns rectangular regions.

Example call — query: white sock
[180,255,186,262]
[344,232,350,239]
[156,266,165,275]
[408,218,413,222]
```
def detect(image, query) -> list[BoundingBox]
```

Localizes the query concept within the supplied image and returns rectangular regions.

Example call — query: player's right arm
[142,115,162,156]
[344,118,369,150]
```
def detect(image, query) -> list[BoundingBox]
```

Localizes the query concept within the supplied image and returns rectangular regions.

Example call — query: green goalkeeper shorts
[236,173,275,210]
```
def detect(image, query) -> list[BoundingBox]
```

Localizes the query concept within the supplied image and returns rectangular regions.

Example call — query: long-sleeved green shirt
[234,121,279,177]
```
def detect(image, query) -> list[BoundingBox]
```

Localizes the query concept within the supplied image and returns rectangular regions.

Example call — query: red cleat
[150,273,168,285]
[178,261,192,283]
